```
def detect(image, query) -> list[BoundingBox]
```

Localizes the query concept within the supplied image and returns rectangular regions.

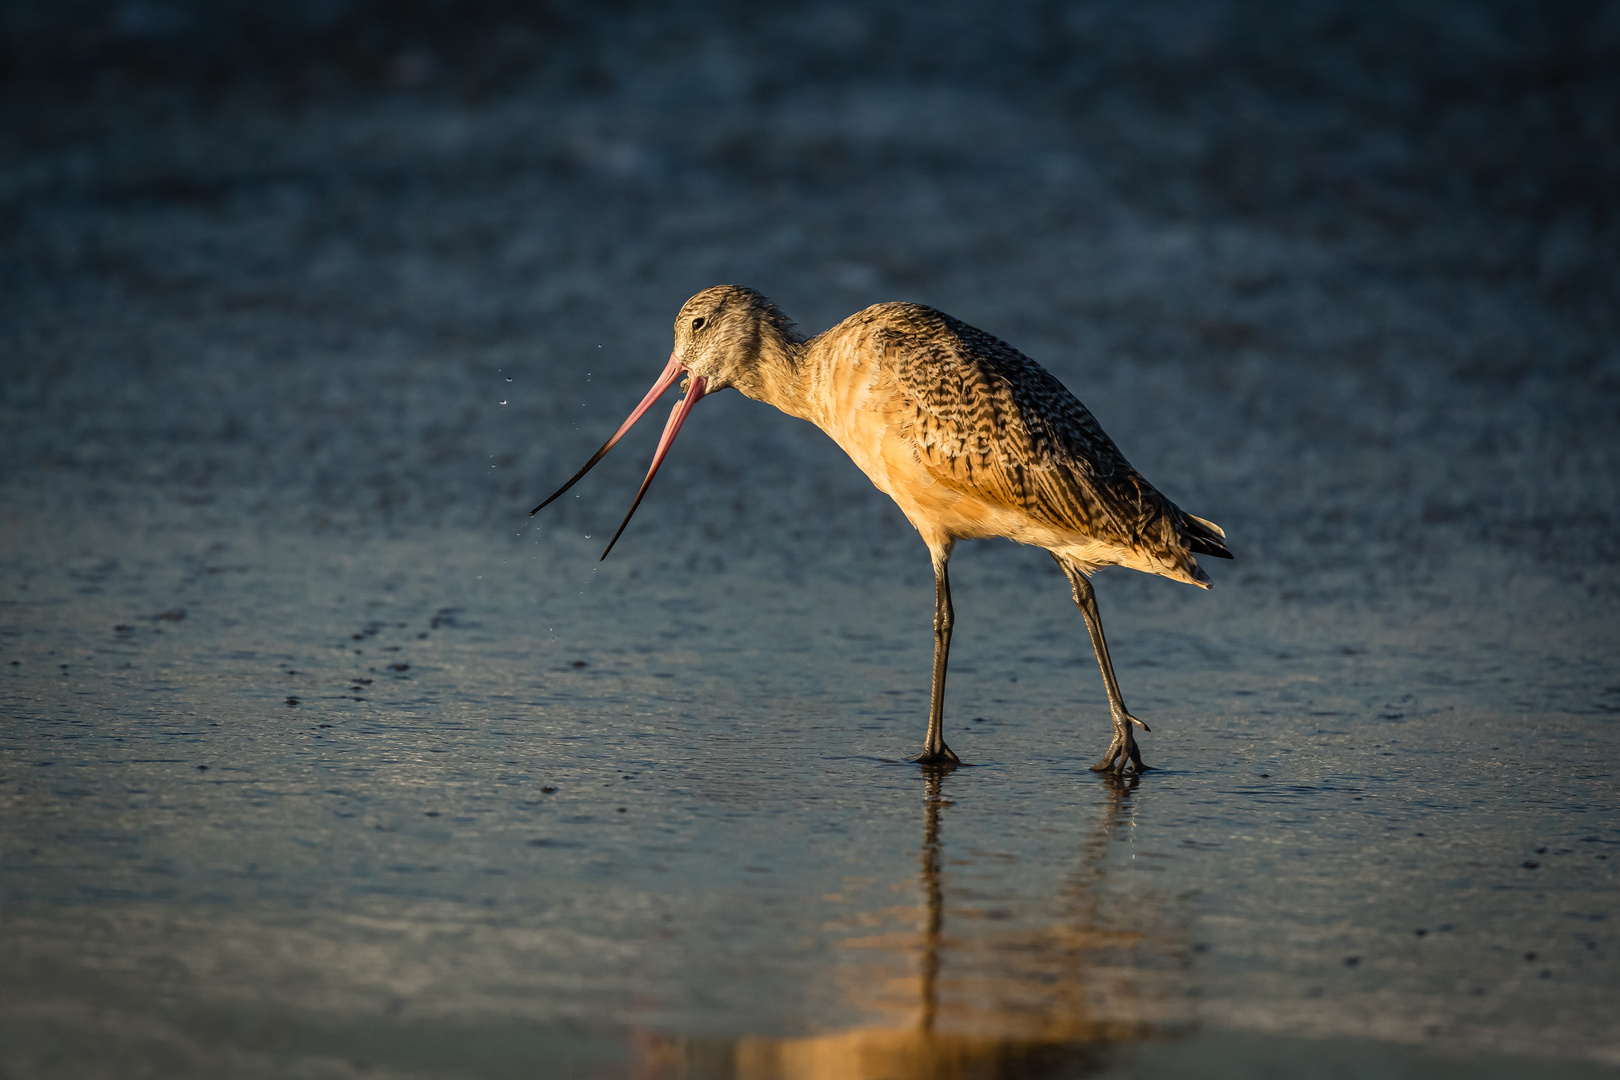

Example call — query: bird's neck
[732,323,815,420]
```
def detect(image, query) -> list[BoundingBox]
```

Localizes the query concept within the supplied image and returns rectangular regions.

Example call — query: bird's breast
[799,347,905,490]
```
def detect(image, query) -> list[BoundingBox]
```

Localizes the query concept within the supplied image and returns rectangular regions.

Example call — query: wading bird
[532,286,1230,773]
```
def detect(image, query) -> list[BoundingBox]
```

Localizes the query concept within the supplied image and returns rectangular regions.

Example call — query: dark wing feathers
[1183,513,1234,560]
[870,304,1223,562]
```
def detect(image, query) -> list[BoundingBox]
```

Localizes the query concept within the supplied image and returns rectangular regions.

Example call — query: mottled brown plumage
[846,301,1224,585]
[533,285,1232,774]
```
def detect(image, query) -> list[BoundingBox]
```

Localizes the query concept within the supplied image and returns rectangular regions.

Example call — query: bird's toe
[911,745,962,766]
[1089,731,1150,775]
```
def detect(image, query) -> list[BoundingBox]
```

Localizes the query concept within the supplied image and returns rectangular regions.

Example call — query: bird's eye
[691,317,706,332]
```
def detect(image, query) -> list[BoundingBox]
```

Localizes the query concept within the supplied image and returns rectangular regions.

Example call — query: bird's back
[802,302,1229,585]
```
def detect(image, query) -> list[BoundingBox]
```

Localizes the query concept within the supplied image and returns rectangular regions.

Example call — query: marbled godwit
[532,286,1231,773]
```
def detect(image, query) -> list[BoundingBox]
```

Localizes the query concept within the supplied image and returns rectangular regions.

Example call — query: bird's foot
[1089,716,1150,775]
[910,744,961,766]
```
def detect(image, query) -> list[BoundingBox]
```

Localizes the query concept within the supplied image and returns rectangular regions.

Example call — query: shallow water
[3,516,1616,1077]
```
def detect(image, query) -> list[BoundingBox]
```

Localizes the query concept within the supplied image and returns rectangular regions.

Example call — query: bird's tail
[1182,512,1233,560]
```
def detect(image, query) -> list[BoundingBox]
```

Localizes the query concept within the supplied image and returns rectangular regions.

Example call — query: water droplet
[505,376,514,383]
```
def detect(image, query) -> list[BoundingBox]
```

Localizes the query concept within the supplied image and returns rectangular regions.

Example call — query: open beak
[529,352,709,561]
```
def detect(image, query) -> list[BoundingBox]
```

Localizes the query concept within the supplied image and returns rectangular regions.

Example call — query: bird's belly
[826,422,1057,549]
[818,411,950,531]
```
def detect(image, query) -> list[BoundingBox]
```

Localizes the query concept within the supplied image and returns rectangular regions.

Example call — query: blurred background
[4,0,1617,564]
[3,2,1619,1078]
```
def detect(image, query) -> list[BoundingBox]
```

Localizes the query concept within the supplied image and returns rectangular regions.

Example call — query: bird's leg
[912,546,960,765]
[1055,557,1149,774]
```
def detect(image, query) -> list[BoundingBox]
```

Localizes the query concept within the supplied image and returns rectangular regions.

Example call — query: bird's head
[671,284,802,399]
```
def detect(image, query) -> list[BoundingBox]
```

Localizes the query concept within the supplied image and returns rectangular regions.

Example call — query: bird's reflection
[641,768,1179,1080]
[916,765,950,1037]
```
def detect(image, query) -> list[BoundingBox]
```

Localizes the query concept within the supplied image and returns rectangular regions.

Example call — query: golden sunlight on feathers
[533,285,1231,773]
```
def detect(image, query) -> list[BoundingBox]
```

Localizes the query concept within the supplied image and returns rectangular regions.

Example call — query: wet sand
[3,2,1619,1077]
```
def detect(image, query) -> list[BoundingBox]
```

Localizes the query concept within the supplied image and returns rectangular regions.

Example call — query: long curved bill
[529,354,685,517]
[597,372,707,560]
[528,352,709,561]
